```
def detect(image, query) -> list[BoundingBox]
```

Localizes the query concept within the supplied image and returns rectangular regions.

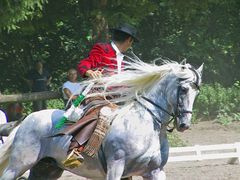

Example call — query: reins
[135,98,163,127]
[137,96,177,132]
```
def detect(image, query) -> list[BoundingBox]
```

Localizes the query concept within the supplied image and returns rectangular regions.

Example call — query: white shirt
[62,81,83,100]
[0,110,7,124]
[111,42,124,74]
[0,110,7,145]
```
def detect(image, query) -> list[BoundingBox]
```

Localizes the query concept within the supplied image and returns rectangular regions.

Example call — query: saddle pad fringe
[83,113,111,157]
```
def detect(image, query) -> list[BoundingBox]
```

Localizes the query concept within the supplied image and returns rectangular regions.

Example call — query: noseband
[137,67,200,131]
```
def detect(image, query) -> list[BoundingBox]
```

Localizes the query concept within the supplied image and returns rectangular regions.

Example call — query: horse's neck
[144,80,171,124]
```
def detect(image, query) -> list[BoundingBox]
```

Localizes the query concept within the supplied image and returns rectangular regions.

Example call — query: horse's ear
[180,59,187,65]
[197,63,204,77]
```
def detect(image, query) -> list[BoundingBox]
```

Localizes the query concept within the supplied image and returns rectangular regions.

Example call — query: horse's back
[11,109,67,159]
[10,109,70,162]
[17,109,64,135]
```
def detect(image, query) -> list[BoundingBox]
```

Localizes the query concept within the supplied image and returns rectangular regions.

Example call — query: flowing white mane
[81,57,196,104]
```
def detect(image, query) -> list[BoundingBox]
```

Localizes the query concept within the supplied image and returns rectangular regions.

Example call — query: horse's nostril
[179,123,189,130]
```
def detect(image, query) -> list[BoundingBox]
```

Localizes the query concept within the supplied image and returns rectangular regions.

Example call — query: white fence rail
[168,142,240,163]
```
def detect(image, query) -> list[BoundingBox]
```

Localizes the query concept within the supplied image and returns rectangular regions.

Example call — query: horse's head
[165,63,203,132]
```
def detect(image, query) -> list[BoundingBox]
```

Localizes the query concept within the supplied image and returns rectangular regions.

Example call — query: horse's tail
[0,125,20,175]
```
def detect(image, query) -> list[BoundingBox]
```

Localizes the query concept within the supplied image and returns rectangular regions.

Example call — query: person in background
[26,61,52,111]
[0,109,7,145]
[6,102,24,122]
[62,68,83,109]
[77,23,139,79]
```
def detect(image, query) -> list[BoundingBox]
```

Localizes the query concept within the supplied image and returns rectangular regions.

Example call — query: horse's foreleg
[142,169,166,180]
[160,130,169,169]
[106,159,125,180]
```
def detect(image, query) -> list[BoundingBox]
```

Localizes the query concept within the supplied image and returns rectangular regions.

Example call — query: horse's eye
[180,86,188,93]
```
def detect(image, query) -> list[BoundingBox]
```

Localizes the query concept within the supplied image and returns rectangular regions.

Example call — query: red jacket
[77,43,122,77]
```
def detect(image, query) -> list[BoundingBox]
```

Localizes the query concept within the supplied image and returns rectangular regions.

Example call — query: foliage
[168,132,186,147]
[0,0,157,93]
[47,99,65,110]
[194,82,240,124]
[20,99,64,116]
[137,0,240,86]
[216,112,240,125]
[22,101,33,116]
[1,0,240,92]
[0,0,48,31]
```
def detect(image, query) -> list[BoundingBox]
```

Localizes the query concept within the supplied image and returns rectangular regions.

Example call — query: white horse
[0,59,203,180]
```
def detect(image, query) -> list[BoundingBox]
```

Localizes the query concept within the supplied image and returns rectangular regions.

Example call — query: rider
[62,23,139,172]
[77,22,139,78]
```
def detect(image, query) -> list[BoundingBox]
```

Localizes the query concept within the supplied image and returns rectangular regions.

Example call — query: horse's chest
[128,150,161,175]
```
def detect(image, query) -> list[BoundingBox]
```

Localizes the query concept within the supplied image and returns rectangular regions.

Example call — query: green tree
[0,0,157,92]
[0,0,48,31]
[138,0,240,85]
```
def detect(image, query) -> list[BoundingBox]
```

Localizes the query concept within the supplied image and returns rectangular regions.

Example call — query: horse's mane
[81,57,196,104]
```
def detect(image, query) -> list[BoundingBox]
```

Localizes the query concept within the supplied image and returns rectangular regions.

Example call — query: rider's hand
[86,69,103,79]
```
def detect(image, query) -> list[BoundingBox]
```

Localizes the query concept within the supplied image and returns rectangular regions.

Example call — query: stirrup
[62,149,84,168]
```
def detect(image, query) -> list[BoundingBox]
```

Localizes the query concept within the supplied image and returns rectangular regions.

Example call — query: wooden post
[0,91,62,103]
[228,142,240,164]
[236,142,240,164]
[195,144,202,161]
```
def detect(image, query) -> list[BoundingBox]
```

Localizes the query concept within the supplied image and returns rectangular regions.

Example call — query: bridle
[136,67,201,131]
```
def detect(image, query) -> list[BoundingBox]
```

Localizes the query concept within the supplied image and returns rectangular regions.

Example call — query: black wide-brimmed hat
[110,23,139,42]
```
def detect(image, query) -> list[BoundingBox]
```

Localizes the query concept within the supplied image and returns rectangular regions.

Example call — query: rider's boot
[62,144,85,168]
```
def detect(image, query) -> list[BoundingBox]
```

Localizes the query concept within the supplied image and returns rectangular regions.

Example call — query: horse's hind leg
[1,157,40,180]
[1,135,41,180]
[28,158,63,180]
[1,155,38,180]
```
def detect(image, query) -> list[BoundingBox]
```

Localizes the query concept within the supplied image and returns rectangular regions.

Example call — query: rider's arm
[77,43,104,78]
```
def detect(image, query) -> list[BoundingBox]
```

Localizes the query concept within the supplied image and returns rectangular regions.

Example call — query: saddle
[58,96,117,157]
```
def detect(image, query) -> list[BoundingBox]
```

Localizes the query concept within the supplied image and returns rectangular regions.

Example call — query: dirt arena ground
[23,121,240,180]
[164,120,240,180]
